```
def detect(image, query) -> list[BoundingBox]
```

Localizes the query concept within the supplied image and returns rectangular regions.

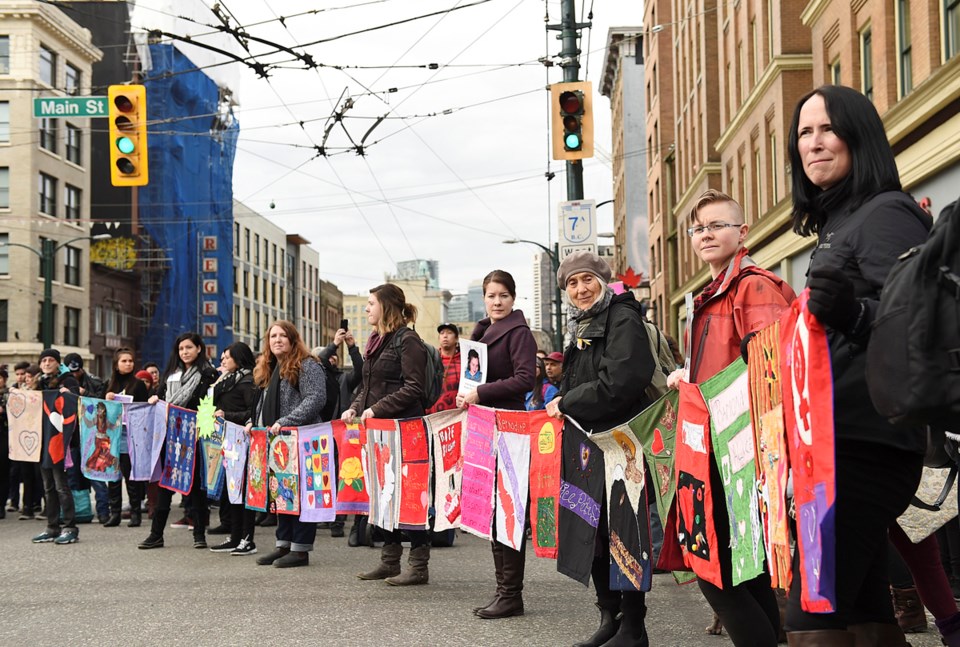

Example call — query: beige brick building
[0,2,101,365]
[645,0,960,346]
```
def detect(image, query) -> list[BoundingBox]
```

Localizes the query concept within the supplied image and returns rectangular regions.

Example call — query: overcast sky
[220,1,641,313]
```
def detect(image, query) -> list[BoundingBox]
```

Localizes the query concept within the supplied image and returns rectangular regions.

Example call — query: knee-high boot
[475,542,506,614]
[477,543,525,619]
[599,591,648,647]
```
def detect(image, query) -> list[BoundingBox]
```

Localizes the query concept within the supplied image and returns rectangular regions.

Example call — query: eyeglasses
[686,222,742,237]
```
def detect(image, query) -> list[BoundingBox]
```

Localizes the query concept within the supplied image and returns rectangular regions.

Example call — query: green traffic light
[116,136,135,154]
[565,133,581,150]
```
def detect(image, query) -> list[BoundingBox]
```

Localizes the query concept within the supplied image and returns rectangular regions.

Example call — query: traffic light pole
[548,0,590,201]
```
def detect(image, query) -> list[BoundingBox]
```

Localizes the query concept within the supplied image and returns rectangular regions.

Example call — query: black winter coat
[559,292,656,434]
[213,372,257,425]
[351,328,427,419]
[807,190,931,453]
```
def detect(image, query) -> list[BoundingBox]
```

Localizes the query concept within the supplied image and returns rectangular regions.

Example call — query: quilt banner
[201,419,226,499]
[298,423,337,523]
[498,409,562,559]
[495,431,531,551]
[366,418,401,531]
[268,428,299,515]
[460,405,497,540]
[160,404,197,494]
[674,381,722,589]
[701,359,766,586]
[426,409,468,532]
[592,424,653,592]
[332,420,369,515]
[7,389,43,463]
[558,423,604,586]
[747,320,792,589]
[245,428,268,511]
[222,421,249,505]
[41,391,77,468]
[126,402,167,482]
[398,417,430,530]
[79,398,123,482]
[782,289,836,613]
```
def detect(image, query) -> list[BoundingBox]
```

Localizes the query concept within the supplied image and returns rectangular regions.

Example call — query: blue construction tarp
[139,43,237,366]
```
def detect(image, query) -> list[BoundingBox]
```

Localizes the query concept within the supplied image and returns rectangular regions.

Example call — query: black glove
[739,331,757,364]
[807,267,861,331]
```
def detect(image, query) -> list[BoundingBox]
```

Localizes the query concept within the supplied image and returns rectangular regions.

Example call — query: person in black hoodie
[31,348,82,545]
[138,332,218,550]
[103,348,149,528]
[208,342,258,556]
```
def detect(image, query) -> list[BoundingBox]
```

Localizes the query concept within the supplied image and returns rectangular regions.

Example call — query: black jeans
[275,515,316,551]
[108,454,144,514]
[17,461,43,512]
[697,456,780,646]
[41,465,75,534]
[785,439,923,631]
[150,453,208,540]
[382,528,430,548]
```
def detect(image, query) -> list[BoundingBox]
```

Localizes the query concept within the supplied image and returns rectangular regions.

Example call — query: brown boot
[786,630,855,646]
[891,586,928,633]
[385,545,430,586]
[477,543,524,619]
[848,622,911,646]
[357,543,402,580]
[474,541,505,614]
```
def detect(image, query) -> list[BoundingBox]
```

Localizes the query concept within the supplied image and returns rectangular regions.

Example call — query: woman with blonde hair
[342,283,431,586]
[251,320,327,568]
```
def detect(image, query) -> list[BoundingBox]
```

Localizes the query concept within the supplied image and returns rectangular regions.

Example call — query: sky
[209,1,641,312]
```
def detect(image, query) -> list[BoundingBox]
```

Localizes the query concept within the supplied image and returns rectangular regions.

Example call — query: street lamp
[503,238,564,352]
[0,233,110,348]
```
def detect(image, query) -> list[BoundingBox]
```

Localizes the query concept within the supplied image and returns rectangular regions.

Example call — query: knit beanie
[39,348,61,364]
[556,250,613,287]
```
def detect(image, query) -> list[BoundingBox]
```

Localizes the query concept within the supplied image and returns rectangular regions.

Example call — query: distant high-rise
[531,252,555,335]
[467,280,485,321]
[393,259,440,290]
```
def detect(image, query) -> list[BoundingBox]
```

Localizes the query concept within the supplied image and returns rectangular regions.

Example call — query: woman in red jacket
[458,270,537,619]
[667,190,796,646]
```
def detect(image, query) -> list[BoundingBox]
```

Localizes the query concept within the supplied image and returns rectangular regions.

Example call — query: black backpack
[866,198,960,429]
[392,326,444,410]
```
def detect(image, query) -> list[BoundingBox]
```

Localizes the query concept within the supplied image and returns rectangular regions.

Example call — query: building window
[279,286,284,310]
[263,278,267,303]
[254,234,260,265]
[263,238,269,270]
[39,173,56,216]
[0,167,8,208]
[947,0,960,60]
[271,243,277,273]
[234,222,240,255]
[64,62,80,95]
[39,117,57,152]
[64,185,80,221]
[234,304,240,330]
[93,305,102,333]
[0,233,8,274]
[830,58,841,85]
[64,307,80,346]
[897,0,913,97]
[243,270,249,297]
[0,101,8,142]
[754,147,763,215]
[244,307,250,334]
[0,299,7,342]
[243,228,250,261]
[65,123,81,164]
[233,264,238,294]
[860,29,874,101]
[64,245,80,285]
[751,19,759,82]
[769,132,779,204]
[272,281,277,307]
[0,36,9,75]
[39,45,56,86]
[253,275,258,300]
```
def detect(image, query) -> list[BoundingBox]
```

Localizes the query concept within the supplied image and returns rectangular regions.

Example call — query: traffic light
[550,81,594,161]
[108,84,149,187]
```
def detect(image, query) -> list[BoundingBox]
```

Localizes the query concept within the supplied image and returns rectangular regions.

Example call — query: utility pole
[547,0,591,201]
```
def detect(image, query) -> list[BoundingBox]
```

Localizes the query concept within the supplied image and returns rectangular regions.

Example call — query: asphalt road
[0,515,944,646]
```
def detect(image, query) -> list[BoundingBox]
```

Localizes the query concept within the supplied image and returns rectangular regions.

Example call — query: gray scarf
[566,287,614,341]
[166,365,203,407]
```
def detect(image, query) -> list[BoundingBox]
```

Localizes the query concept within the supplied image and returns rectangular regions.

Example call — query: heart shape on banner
[8,392,26,418]
[19,431,39,455]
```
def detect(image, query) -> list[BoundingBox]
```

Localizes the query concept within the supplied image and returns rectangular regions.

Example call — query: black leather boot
[574,604,621,647]
[477,543,524,619]
[474,542,505,614]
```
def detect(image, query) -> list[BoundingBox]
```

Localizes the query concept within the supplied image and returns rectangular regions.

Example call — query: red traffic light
[559,91,583,114]
[114,95,134,113]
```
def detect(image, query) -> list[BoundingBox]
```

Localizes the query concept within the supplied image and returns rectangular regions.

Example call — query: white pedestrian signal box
[557,199,597,259]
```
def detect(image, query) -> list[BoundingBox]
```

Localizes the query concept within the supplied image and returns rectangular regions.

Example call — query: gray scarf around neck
[566,287,614,340]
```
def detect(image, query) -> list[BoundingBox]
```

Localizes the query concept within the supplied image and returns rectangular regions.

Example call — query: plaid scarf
[692,268,728,314]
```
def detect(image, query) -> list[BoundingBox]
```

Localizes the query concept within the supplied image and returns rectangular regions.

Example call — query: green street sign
[33,96,108,118]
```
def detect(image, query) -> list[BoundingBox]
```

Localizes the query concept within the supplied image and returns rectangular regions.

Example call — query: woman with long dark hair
[103,347,149,528]
[459,270,537,619]
[343,283,432,586]
[138,332,218,550]
[524,356,557,411]
[252,321,327,568]
[208,342,258,556]
[784,85,929,645]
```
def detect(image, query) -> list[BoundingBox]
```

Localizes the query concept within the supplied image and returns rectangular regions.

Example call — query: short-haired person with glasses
[667,189,796,646]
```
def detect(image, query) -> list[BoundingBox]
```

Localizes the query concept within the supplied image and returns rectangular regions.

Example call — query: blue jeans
[91,481,109,518]
[276,515,316,552]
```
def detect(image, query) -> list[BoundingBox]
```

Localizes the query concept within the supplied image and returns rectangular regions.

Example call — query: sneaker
[33,511,46,521]
[231,539,258,556]
[19,510,34,521]
[32,530,58,543]
[193,539,208,549]
[170,516,192,529]
[138,534,164,550]
[54,529,79,545]
[6,505,17,512]
[209,539,239,553]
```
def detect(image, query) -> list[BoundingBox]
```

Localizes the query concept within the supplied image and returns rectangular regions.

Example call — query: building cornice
[800,0,830,27]
[715,55,813,152]
[0,2,102,63]
[896,112,960,188]
[883,55,960,145]
[672,162,722,215]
